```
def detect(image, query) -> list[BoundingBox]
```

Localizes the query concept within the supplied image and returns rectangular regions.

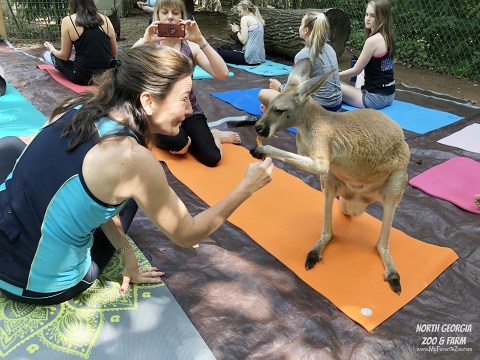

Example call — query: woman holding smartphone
[134,0,241,167]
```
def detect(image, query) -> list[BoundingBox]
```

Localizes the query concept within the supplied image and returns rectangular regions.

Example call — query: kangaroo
[250,59,410,294]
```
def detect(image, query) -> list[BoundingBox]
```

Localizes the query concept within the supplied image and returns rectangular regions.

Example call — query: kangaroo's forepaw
[386,272,401,294]
[305,251,321,270]
[250,146,265,159]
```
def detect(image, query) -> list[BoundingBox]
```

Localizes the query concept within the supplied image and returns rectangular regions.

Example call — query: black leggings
[0,136,26,182]
[53,56,92,86]
[155,113,221,167]
[0,136,138,304]
[217,48,257,65]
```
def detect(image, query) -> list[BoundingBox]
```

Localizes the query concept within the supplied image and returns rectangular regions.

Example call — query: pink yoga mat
[37,64,96,93]
[409,157,480,214]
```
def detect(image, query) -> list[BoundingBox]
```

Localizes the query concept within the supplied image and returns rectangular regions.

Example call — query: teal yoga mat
[193,66,234,79]
[0,83,46,138]
[227,60,292,76]
[0,239,215,360]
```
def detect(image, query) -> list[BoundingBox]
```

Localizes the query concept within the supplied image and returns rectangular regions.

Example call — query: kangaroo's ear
[295,70,335,102]
[284,58,312,91]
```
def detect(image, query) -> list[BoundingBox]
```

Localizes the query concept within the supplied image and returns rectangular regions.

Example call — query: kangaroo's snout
[255,124,269,138]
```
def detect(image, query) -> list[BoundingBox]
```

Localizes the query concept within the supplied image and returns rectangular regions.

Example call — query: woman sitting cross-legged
[217,0,266,65]
[258,12,342,113]
[43,0,117,86]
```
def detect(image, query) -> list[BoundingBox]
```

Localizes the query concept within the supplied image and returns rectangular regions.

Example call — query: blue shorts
[361,89,395,109]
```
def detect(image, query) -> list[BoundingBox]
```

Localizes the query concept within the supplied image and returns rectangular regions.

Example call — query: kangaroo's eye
[274,109,286,115]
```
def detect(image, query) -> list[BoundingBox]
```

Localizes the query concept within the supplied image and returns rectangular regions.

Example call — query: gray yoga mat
[0,241,215,360]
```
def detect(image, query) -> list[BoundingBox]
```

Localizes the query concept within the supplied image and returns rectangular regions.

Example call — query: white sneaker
[43,51,56,66]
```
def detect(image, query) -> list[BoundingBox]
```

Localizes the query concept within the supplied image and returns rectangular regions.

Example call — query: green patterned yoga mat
[0,239,215,360]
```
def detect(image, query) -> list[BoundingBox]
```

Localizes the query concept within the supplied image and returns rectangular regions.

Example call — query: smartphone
[157,23,185,38]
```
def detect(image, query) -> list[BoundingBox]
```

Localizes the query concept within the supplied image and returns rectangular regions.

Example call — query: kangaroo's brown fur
[250,59,410,294]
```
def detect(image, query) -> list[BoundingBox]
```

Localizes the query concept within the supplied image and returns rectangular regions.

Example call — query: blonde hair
[152,0,187,21]
[365,0,395,57]
[236,0,265,26]
[302,12,330,63]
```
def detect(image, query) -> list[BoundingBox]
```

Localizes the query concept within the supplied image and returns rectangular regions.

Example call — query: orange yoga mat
[151,144,458,331]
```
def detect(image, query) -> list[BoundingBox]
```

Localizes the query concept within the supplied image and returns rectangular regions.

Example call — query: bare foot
[474,194,480,209]
[211,129,241,145]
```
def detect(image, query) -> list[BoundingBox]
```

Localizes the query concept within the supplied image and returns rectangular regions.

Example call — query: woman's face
[299,17,309,40]
[365,4,377,32]
[149,76,193,135]
[237,6,247,17]
[157,5,183,23]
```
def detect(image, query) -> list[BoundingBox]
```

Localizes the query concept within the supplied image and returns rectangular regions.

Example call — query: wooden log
[227,7,350,59]
[0,1,7,39]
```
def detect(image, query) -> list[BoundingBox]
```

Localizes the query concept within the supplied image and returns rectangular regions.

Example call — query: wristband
[116,244,132,255]
[199,42,209,50]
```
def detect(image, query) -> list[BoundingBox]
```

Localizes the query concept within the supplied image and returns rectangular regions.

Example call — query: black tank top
[70,15,113,78]
[362,50,395,95]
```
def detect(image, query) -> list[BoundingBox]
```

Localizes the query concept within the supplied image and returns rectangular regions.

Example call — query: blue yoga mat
[211,87,263,116]
[0,83,46,138]
[211,87,463,134]
[227,60,292,76]
[342,101,462,134]
[193,66,234,80]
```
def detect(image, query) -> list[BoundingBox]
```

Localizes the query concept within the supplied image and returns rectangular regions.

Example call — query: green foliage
[4,0,68,40]
[306,0,480,81]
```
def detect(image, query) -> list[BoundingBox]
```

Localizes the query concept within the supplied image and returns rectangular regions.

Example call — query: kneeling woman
[0,45,273,305]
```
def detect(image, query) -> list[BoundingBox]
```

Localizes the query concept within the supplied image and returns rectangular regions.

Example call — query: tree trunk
[228,8,350,59]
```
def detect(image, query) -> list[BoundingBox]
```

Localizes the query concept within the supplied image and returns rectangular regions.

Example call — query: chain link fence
[0,0,132,45]
[2,0,479,81]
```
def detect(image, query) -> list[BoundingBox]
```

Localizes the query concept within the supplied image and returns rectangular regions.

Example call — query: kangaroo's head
[255,59,334,138]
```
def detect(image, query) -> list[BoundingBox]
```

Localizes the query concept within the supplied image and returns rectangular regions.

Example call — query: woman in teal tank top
[0,45,274,305]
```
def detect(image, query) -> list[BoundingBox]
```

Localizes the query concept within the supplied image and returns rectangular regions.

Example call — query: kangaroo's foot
[385,271,401,295]
[305,250,322,270]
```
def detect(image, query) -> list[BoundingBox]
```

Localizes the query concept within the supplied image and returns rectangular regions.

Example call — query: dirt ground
[118,9,480,105]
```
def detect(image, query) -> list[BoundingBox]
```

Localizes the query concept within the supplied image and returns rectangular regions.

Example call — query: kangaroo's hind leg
[376,170,408,294]
[305,177,336,270]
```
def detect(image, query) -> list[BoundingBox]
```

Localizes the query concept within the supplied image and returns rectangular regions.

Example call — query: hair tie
[110,58,121,69]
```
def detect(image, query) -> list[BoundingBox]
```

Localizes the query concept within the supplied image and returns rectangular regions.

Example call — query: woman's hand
[182,19,203,44]
[119,251,164,293]
[240,157,274,194]
[230,23,240,33]
[138,21,163,45]
[44,41,54,51]
[269,79,282,92]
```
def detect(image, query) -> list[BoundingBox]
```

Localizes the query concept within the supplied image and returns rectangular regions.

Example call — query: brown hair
[365,0,395,57]
[69,0,104,27]
[51,44,193,150]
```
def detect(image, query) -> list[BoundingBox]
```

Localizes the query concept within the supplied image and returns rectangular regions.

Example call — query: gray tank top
[243,16,265,64]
